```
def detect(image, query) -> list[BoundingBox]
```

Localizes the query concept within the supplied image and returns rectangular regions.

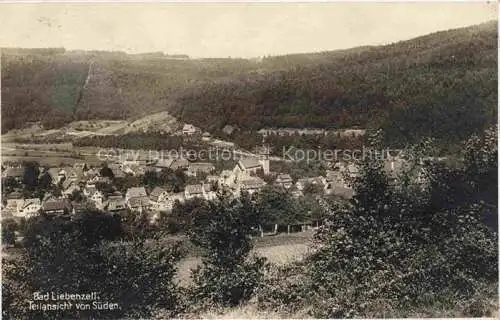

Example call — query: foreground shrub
[186,191,267,310]
[256,262,311,315]
[257,129,497,318]
[304,131,498,318]
[2,213,184,319]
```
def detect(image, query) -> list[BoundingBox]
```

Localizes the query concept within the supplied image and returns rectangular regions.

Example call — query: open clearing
[175,231,314,286]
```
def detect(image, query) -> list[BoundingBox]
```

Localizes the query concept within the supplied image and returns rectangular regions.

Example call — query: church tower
[258,137,270,175]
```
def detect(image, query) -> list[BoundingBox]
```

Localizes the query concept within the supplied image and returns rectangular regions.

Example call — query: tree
[3,213,184,319]
[1,176,20,194]
[23,161,40,190]
[158,168,186,192]
[302,182,323,196]
[159,197,209,234]
[2,218,18,246]
[95,181,114,194]
[68,189,84,202]
[304,131,498,317]
[37,171,53,190]
[187,191,267,309]
[142,170,158,188]
[99,163,115,179]
[255,185,298,233]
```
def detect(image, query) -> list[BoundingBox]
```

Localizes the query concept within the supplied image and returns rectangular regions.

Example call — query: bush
[186,191,267,310]
[2,213,184,319]
[1,218,18,246]
[256,262,311,315]
[303,130,498,318]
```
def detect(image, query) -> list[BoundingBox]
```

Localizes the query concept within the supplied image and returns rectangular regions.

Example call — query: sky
[0,2,497,58]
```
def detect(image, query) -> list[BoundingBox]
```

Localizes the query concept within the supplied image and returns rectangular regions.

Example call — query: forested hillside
[172,21,497,147]
[2,21,497,148]
[1,49,266,132]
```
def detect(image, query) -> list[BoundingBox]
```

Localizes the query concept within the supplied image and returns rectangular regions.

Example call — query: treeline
[160,185,327,234]
[171,21,497,150]
[74,133,205,151]
[228,130,365,156]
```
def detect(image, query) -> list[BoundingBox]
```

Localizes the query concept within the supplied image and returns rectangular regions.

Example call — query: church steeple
[258,139,270,175]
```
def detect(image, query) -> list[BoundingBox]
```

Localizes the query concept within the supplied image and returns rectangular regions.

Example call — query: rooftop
[239,158,261,170]
[126,187,147,198]
[185,184,204,195]
[42,199,71,212]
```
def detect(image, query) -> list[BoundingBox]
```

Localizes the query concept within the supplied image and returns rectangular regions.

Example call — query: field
[175,231,314,286]
[1,143,104,167]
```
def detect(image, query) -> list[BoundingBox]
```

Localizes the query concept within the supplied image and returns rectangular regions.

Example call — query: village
[1,122,416,232]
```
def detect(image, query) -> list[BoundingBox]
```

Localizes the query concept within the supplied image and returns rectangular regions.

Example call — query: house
[2,167,24,182]
[62,179,81,196]
[61,166,84,181]
[206,175,219,184]
[334,129,366,138]
[84,167,101,179]
[127,197,150,212]
[159,192,185,212]
[182,124,197,135]
[149,187,169,204]
[73,162,88,171]
[88,190,105,210]
[107,191,124,200]
[219,170,236,187]
[87,175,112,185]
[275,174,294,189]
[203,183,217,201]
[125,187,149,212]
[59,167,72,179]
[42,199,72,215]
[54,167,74,183]
[322,170,356,199]
[122,164,146,176]
[170,158,189,171]
[150,159,174,172]
[149,188,178,212]
[83,185,97,197]
[4,192,25,215]
[202,132,211,141]
[239,177,266,195]
[125,187,147,200]
[258,128,326,137]
[104,198,127,212]
[72,201,97,215]
[184,184,207,200]
[186,162,216,177]
[339,163,361,180]
[233,158,263,180]
[296,177,324,191]
[46,168,63,185]
[107,163,126,178]
[17,198,41,218]
[322,170,345,194]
